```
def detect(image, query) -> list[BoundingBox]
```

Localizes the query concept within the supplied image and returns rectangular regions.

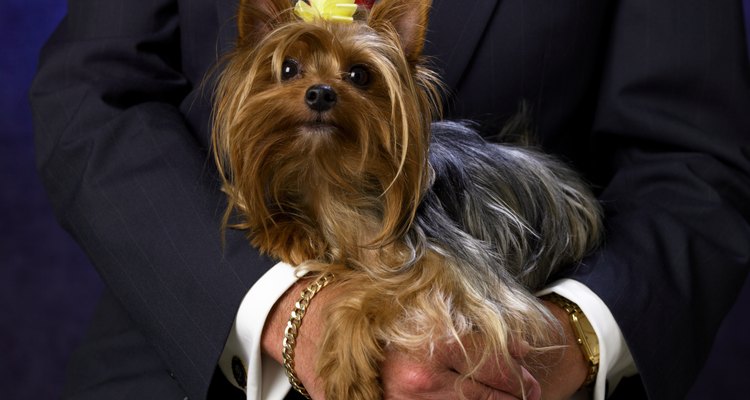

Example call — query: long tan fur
[212,0,601,398]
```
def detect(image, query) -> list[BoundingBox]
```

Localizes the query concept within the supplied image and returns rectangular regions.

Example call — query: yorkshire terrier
[212,0,602,398]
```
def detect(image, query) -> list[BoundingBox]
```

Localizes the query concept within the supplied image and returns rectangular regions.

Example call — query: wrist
[282,273,334,398]
[261,278,309,363]
[541,292,601,395]
[261,273,335,399]
[543,299,590,388]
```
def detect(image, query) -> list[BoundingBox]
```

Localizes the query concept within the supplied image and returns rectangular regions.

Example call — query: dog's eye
[346,65,370,88]
[281,58,300,81]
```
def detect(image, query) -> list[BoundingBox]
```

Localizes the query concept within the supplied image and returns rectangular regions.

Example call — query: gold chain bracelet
[282,272,334,399]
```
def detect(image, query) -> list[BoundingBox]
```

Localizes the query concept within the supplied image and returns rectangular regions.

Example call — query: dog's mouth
[299,121,339,135]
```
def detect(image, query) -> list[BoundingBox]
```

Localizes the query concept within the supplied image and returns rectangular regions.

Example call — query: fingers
[381,347,538,400]
[432,337,541,400]
[459,354,540,400]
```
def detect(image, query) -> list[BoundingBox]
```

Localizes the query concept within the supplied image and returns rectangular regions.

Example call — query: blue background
[1,1,749,398]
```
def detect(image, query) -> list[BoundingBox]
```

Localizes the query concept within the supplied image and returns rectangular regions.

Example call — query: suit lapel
[424,0,499,90]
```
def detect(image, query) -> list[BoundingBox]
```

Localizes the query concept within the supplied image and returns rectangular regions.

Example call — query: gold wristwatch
[542,292,600,388]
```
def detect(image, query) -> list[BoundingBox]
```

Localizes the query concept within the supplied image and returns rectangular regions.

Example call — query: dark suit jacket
[30,0,750,399]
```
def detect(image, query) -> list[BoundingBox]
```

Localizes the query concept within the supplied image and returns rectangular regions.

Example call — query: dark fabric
[30,1,272,399]
[61,290,187,400]
[608,375,648,400]
[26,1,750,400]
[427,1,750,398]
[207,367,246,400]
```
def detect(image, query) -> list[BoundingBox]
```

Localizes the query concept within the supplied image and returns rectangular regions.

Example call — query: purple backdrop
[1,1,748,399]
[1,1,103,399]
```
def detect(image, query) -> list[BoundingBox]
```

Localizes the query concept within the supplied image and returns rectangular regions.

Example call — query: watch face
[543,293,600,365]
[578,316,600,363]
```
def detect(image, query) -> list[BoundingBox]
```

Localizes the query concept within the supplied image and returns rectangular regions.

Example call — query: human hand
[262,279,542,399]
[377,300,590,400]
[380,338,541,400]
[379,298,592,400]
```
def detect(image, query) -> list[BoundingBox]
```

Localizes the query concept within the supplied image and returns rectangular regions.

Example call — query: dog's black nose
[305,85,337,112]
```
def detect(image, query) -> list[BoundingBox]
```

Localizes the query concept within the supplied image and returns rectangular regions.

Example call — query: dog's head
[213,0,442,263]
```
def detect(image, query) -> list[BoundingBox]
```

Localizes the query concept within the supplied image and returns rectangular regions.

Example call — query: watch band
[542,292,600,388]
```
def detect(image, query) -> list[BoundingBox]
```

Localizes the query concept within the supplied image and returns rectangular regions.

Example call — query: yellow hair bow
[294,0,359,23]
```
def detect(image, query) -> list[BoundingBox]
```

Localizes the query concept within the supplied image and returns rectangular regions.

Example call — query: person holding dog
[30,0,750,399]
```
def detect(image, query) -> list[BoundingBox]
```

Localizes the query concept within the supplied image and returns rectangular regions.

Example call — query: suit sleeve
[573,0,750,398]
[29,1,273,398]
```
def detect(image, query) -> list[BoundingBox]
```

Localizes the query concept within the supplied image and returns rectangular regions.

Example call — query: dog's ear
[237,0,295,46]
[368,0,432,63]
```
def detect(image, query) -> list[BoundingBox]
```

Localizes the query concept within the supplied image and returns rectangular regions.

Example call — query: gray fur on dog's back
[413,121,602,290]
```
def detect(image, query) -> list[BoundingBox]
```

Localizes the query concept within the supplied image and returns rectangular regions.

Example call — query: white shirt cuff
[219,262,301,400]
[539,279,638,399]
